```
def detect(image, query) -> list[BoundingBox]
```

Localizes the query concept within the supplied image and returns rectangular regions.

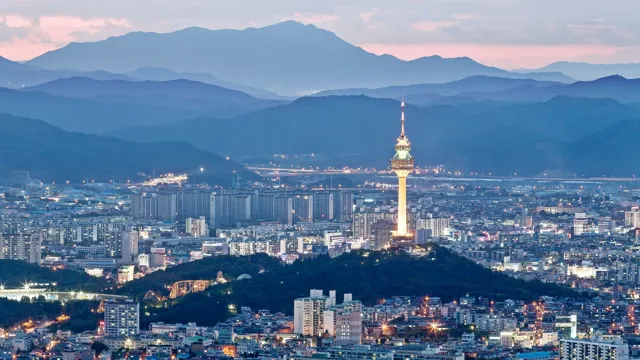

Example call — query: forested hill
[146,245,583,325]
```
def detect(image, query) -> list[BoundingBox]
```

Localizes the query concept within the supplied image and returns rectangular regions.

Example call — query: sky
[1,0,639,69]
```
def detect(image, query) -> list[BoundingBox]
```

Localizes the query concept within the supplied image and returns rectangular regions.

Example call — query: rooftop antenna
[400,96,406,138]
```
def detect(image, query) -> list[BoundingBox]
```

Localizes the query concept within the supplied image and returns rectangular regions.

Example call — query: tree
[91,341,109,356]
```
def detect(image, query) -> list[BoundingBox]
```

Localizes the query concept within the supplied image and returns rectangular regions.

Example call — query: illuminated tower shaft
[391,99,414,239]
[397,175,408,235]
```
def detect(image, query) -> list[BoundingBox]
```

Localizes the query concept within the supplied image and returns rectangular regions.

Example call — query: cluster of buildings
[4,291,638,360]
[131,189,354,227]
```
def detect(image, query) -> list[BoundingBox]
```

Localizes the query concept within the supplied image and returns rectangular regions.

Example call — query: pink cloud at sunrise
[0,14,132,61]
[285,13,339,25]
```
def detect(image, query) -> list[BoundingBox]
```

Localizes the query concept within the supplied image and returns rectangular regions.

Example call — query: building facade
[104,300,140,337]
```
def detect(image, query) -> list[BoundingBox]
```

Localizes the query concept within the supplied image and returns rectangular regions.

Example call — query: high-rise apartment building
[294,195,314,223]
[323,293,363,345]
[130,193,158,220]
[274,196,294,226]
[560,334,629,360]
[210,192,233,228]
[256,193,275,220]
[371,220,395,249]
[233,194,252,223]
[294,289,331,337]
[573,213,590,236]
[176,190,356,228]
[0,233,41,264]
[105,231,124,258]
[352,211,395,239]
[334,192,354,221]
[617,264,640,284]
[313,192,334,221]
[186,217,208,237]
[156,192,177,223]
[121,230,139,262]
[416,214,451,238]
[177,190,212,222]
[104,300,140,337]
[625,208,640,228]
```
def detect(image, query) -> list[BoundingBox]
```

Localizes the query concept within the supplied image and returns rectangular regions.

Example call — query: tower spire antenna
[401,96,406,137]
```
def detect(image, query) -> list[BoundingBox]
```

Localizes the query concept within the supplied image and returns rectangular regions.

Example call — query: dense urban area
[2,155,640,360]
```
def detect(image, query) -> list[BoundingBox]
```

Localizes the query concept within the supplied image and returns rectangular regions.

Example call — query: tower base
[392,233,415,248]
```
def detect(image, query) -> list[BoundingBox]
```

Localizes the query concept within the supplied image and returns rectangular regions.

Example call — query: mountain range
[0,55,133,88]
[1,21,638,179]
[443,75,640,104]
[126,67,286,99]
[106,94,640,177]
[0,113,256,184]
[522,61,640,81]
[26,21,573,95]
[314,75,640,105]
[0,78,282,133]
[0,55,283,99]
[24,77,281,111]
[314,76,562,98]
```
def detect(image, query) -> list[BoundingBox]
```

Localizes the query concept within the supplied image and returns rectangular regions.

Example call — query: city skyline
[0,0,639,68]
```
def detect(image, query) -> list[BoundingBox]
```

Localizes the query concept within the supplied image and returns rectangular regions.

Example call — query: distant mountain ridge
[26,21,573,95]
[107,94,640,177]
[448,75,640,104]
[0,78,284,133]
[0,86,199,133]
[0,113,256,184]
[127,66,287,99]
[25,77,257,101]
[0,55,283,100]
[22,77,282,113]
[313,76,562,98]
[0,55,134,88]
[522,61,640,81]
[316,75,640,105]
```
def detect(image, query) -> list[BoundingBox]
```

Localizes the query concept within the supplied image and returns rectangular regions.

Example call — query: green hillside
[146,245,582,326]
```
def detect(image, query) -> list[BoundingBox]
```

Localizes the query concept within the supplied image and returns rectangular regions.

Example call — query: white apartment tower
[186,216,208,237]
[293,289,332,337]
[573,213,589,236]
[625,207,640,228]
[104,300,140,337]
[0,233,41,264]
